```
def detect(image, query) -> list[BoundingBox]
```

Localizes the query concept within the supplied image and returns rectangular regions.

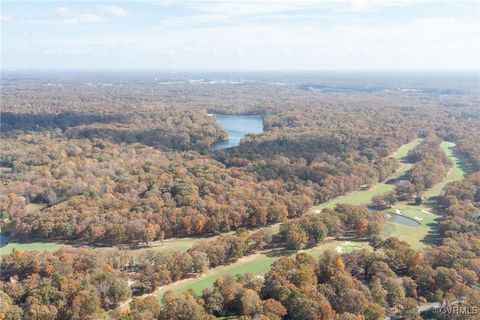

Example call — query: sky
[1,0,479,70]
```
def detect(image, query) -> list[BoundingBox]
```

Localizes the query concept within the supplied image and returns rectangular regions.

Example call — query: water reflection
[211,114,264,150]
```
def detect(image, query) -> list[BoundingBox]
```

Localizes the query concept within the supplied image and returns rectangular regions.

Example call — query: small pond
[388,213,421,227]
[395,179,409,186]
[0,234,8,248]
[369,208,421,227]
[211,114,264,150]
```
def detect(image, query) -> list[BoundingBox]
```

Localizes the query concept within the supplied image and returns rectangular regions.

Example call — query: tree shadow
[263,248,295,258]
[448,143,474,174]
[420,208,444,247]
[1,111,126,133]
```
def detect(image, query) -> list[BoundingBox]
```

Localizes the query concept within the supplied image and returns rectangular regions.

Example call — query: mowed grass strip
[382,140,468,250]
[1,204,64,255]
[0,242,66,255]
[111,238,199,254]
[381,207,432,251]
[386,205,436,227]
[313,183,395,212]
[311,138,423,213]
[156,239,372,299]
[421,141,467,199]
[390,138,423,161]
[155,253,277,296]
[381,221,431,251]
[302,239,371,258]
[143,239,196,253]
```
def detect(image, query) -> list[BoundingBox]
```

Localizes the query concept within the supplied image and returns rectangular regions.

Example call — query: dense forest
[0,204,386,318]
[2,187,479,320]
[1,72,479,319]
[1,135,312,243]
[2,74,479,245]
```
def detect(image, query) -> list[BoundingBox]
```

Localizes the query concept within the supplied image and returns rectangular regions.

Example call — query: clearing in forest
[381,141,468,249]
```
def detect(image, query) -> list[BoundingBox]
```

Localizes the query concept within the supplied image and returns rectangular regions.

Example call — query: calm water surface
[368,208,421,227]
[388,214,421,227]
[0,234,7,247]
[212,115,264,150]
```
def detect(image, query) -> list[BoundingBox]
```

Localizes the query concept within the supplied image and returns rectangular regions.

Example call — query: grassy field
[142,238,198,253]
[311,138,422,213]
[381,205,436,250]
[421,141,467,199]
[155,239,372,297]
[313,139,467,251]
[312,183,395,212]
[0,242,67,255]
[94,237,201,256]
[1,238,200,256]
[1,203,58,255]
[302,239,371,258]
[391,138,423,161]
[155,252,277,296]
[382,141,468,249]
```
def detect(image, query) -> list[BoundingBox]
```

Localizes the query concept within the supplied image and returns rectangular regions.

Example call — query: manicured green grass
[132,238,199,254]
[311,138,423,213]
[391,138,423,161]
[391,205,437,226]
[0,242,67,255]
[1,204,57,255]
[145,240,196,253]
[155,239,372,299]
[0,239,197,256]
[421,141,467,199]
[343,243,369,253]
[156,253,277,297]
[382,141,467,250]
[382,205,436,250]
[382,221,431,250]
[303,240,371,258]
[313,183,395,212]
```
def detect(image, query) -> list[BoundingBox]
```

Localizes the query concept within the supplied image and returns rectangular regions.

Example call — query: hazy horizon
[2,0,479,70]
[2,68,479,73]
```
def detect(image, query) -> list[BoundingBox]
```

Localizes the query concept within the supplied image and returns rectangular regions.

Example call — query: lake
[211,114,264,150]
